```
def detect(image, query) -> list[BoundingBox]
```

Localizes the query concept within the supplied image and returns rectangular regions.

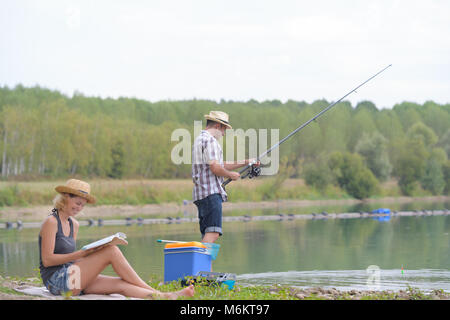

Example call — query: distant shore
[1,195,448,223]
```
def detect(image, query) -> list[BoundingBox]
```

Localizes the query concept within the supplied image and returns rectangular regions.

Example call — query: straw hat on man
[204,111,232,129]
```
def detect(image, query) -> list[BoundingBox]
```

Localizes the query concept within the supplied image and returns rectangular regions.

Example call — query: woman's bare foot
[166,285,195,300]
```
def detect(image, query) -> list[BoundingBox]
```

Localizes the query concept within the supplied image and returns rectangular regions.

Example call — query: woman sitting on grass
[38,179,194,299]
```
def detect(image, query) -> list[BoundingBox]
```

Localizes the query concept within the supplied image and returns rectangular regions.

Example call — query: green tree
[430,147,448,165]
[442,161,450,195]
[319,102,352,154]
[420,101,450,136]
[303,155,333,191]
[347,108,378,151]
[438,129,450,158]
[355,132,392,181]
[406,122,438,147]
[1,85,449,185]
[392,138,429,195]
[420,159,445,195]
[328,152,379,199]
[374,109,405,141]
[393,102,422,129]
[355,100,378,113]
[292,107,322,159]
[109,141,125,179]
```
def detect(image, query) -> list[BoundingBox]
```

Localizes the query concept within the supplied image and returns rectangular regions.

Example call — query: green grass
[0,178,419,208]
[149,276,444,300]
[0,286,23,296]
[1,273,447,300]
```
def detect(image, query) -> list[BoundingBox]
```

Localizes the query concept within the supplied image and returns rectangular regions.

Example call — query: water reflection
[1,203,449,292]
[237,269,450,292]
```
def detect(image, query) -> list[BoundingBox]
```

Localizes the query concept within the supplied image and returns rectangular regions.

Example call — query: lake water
[1,200,449,292]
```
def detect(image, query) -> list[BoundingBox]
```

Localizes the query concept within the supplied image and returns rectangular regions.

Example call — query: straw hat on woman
[54,179,96,205]
[39,179,195,299]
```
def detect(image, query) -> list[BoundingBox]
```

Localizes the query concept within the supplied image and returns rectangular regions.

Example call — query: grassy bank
[0,178,418,208]
[1,274,448,300]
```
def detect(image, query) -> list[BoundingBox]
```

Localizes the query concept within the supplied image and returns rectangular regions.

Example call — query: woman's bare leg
[69,245,194,299]
[72,245,151,291]
[83,275,156,298]
[83,275,194,299]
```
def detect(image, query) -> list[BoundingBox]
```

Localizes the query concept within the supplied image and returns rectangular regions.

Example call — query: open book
[81,232,128,250]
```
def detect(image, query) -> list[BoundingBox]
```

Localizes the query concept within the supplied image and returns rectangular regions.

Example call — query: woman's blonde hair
[53,192,86,216]
[52,193,67,211]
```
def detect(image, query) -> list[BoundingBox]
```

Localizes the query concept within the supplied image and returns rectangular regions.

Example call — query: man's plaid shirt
[192,130,228,202]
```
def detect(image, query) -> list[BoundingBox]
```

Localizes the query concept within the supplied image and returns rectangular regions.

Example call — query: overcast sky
[1,0,449,109]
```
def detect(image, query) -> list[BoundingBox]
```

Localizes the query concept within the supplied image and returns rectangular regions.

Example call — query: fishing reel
[241,164,261,180]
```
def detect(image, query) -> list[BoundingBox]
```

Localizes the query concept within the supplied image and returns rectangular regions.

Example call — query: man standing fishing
[190,66,392,244]
[192,111,259,243]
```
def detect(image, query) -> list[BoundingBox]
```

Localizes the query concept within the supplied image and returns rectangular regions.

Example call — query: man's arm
[223,161,247,171]
[209,161,240,180]
[223,158,260,171]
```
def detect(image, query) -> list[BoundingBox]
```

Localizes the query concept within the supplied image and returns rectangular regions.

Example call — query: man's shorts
[194,193,223,238]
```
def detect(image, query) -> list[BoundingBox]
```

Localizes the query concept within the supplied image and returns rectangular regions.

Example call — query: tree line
[0,84,449,198]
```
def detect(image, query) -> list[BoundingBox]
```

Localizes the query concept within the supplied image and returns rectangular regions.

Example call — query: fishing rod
[222,64,392,188]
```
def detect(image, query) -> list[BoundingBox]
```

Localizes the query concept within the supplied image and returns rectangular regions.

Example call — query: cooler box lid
[164,241,207,249]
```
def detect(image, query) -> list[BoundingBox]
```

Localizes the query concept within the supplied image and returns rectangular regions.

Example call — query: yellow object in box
[164,241,206,249]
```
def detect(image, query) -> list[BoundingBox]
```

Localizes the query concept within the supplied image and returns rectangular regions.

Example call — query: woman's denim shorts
[194,193,223,237]
[45,264,72,295]
[45,263,84,296]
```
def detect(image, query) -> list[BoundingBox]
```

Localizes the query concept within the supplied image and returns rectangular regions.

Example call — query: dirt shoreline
[0,196,449,223]
[1,277,448,300]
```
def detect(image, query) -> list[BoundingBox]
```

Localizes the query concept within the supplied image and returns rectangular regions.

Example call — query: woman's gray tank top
[38,209,76,285]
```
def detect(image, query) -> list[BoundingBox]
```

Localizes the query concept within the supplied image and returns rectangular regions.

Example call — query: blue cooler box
[164,242,211,283]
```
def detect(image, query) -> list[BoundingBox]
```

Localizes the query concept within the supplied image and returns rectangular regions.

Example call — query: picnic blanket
[14,285,141,300]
